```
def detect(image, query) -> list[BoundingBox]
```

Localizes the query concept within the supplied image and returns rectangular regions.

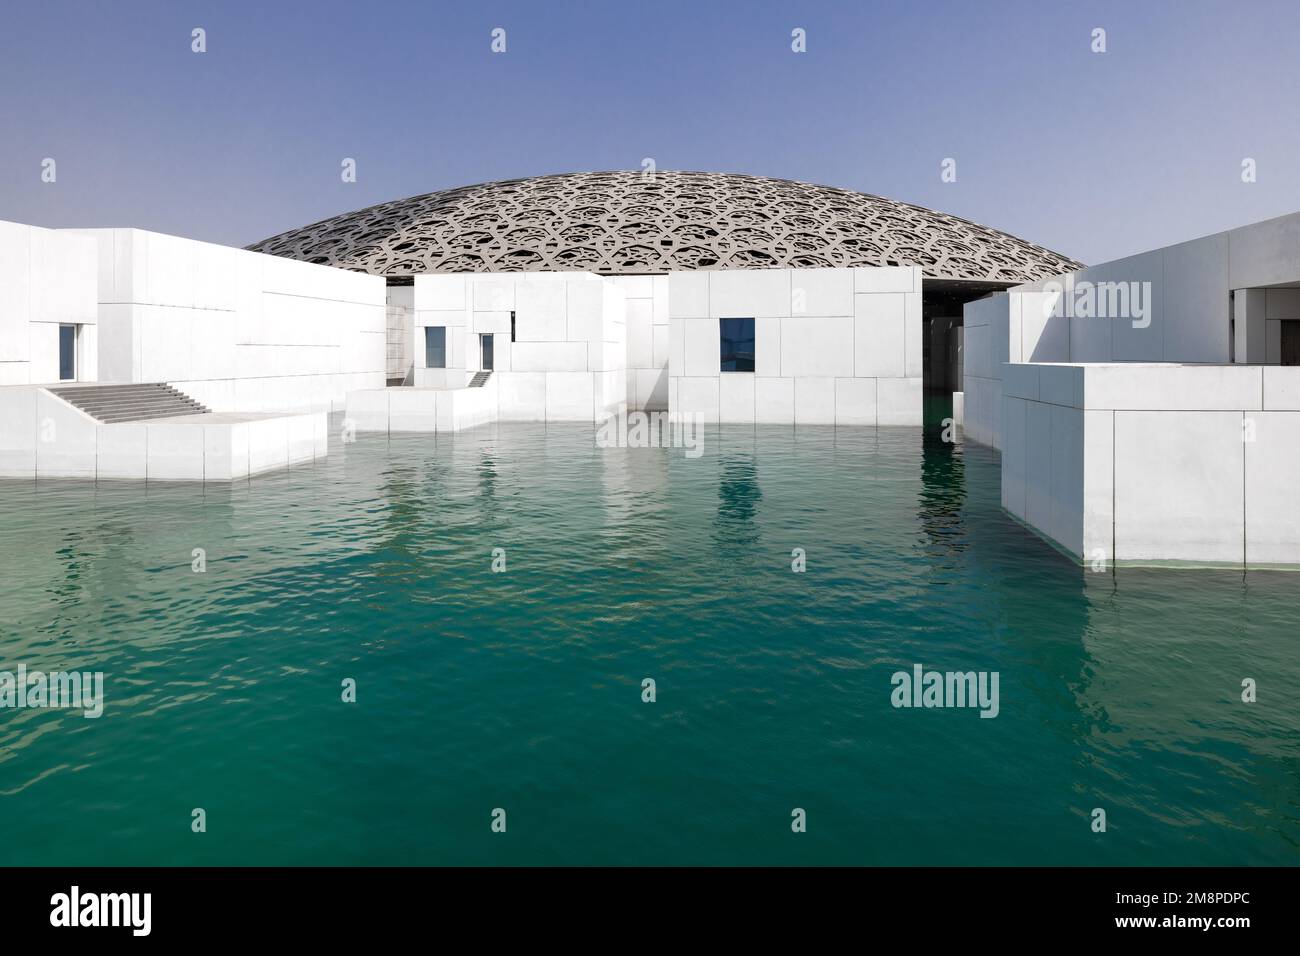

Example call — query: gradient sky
[3,0,1299,266]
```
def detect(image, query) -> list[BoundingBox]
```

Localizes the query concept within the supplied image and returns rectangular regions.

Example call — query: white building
[963,209,1300,568]
[32,167,1300,569]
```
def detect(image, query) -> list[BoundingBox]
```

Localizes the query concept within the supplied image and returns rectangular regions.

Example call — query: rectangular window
[424,326,447,368]
[510,310,516,343]
[59,324,76,380]
[720,317,755,372]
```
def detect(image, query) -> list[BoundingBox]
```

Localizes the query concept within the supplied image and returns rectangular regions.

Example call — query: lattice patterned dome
[248,171,1080,283]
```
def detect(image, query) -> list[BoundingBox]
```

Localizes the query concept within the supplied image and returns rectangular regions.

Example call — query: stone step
[48,383,211,423]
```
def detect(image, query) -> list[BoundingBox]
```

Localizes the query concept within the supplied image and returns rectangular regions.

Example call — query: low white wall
[66,228,386,413]
[0,220,99,386]
[346,378,499,434]
[668,266,923,425]
[412,272,627,423]
[1001,362,1300,567]
[0,385,326,480]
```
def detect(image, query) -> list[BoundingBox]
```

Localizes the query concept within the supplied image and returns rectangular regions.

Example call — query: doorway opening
[480,333,494,371]
[1282,320,1300,366]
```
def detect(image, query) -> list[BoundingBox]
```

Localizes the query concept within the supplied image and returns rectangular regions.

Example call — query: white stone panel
[754,376,794,424]
[97,424,148,479]
[683,319,720,378]
[1082,409,1114,562]
[781,316,854,378]
[790,269,853,317]
[498,372,547,421]
[1246,412,1300,565]
[415,275,467,311]
[345,388,389,432]
[1082,364,1261,411]
[668,271,709,318]
[567,280,604,341]
[388,388,440,432]
[853,266,917,294]
[876,377,922,425]
[736,315,775,379]
[626,299,654,369]
[793,377,835,424]
[509,341,588,372]
[709,269,790,318]
[246,417,290,474]
[34,390,96,478]
[472,277,516,313]
[1114,410,1244,564]
[0,386,36,476]
[144,422,206,481]
[652,324,670,368]
[834,377,876,425]
[677,377,720,423]
[854,294,905,378]
[1263,366,1300,409]
[545,371,596,421]
[719,373,755,424]
[515,280,567,341]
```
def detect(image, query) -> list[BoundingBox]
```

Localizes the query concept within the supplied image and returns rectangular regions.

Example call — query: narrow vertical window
[58,324,76,380]
[510,310,516,342]
[719,317,755,372]
[424,326,447,368]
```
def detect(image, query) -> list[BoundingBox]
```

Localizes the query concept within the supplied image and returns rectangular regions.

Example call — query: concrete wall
[1001,362,1300,567]
[412,272,627,423]
[67,228,386,414]
[0,220,99,386]
[667,266,922,425]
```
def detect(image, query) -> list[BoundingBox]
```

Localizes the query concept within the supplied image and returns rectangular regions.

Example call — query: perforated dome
[249,171,1080,282]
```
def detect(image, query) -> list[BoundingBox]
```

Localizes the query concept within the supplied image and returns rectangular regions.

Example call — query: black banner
[0,867,1282,941]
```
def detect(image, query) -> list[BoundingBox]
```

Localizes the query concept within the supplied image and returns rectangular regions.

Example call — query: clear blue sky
[3,0,1299,265]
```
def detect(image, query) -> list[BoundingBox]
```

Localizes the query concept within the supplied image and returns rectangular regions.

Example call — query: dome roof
[248,171,1080,283]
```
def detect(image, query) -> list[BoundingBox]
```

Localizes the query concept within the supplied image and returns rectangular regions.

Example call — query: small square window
[720,317,755,372]
[425,326,447,369]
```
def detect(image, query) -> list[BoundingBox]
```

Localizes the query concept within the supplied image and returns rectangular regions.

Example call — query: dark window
[481,334,494,371]
[720,317,755,372]
[510,310,516,342]
[424,326,446,368]
[58,324,76,380]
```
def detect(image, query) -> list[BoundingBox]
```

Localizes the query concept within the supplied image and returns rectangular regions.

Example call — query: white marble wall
[0,220,99,386]
[1001,362,1300,567]
[66,227,386,413]
[667,266,922,425]
[412,272,627,422]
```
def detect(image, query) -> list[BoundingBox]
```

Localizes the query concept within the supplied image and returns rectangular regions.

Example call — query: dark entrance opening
[922,280,1013,427]
[1282,320,1300,366]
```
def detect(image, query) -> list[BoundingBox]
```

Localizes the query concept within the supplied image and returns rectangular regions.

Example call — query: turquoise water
[0,417,1297,866]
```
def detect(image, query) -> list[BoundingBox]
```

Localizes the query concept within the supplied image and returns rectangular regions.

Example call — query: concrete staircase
[48,383,211,424]
[468,371,492,387]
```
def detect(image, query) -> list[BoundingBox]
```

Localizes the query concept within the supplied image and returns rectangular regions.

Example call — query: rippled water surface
[1,417,1297,865]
